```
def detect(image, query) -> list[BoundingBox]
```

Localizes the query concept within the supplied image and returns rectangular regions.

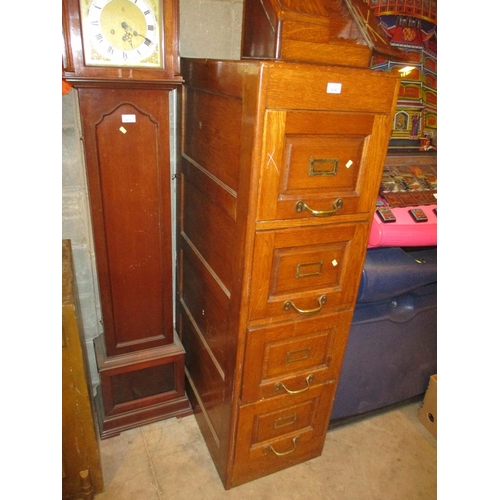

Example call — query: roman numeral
[143,9,150,15]
[95,33,103,42]
[147,24,154,31]
[144,38,152,46]
[107,46,114,54]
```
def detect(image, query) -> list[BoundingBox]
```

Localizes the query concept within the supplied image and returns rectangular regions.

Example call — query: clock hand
[121,22,145,47]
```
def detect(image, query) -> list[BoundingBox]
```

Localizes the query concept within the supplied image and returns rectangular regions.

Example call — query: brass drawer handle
[283,295,327,315]
[295,199,343,217]
[275,374,314,395]
[265,436,300,457]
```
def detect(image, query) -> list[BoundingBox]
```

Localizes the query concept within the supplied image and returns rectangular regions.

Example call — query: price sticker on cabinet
[122,114,136,123]
[327,82,342,94]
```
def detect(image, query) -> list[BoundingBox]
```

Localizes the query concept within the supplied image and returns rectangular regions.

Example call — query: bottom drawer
[230,382,336,487]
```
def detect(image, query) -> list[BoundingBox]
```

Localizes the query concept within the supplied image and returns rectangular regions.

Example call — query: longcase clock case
[62,0,192,438]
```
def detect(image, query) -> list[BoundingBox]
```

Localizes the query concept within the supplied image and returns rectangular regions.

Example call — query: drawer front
[248,222,368,322]
[264,63,400,114]
[241,311,353,404]
[231,382,335,487]
[256,110,391,222]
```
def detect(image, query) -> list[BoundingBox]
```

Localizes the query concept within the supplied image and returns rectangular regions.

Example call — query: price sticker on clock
[122,114,136,123]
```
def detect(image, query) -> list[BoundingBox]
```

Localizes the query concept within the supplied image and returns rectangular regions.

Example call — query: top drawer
[256,110,391,222]
[264,63,400,114]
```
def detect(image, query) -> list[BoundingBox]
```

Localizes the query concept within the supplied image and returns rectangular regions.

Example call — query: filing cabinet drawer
[241,311,352,404]
[264,63,400,114]
[248,222,369,322]
[256,109,390,221]
[232,382,335,486]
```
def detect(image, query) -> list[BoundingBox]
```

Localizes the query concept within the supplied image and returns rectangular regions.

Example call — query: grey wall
[62,91,103,384]
[61,0,244,388]
[179,0,243,59]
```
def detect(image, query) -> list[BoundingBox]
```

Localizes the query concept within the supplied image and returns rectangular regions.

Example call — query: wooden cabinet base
[94,333,192,439]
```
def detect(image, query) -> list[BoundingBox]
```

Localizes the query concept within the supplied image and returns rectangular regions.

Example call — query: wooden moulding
[93,333,192,439]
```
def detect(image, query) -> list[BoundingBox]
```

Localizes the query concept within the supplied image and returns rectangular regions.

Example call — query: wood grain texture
[241,0,403,65]
[78,87,174,356]
[62,240,103,499]
[77,86,192,438]
[178,58,399,489]
[241,0,371,66]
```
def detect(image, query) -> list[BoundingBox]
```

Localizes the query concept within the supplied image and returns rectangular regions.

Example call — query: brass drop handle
[265,436,300,457]
[275,374,314,395]
[283,295,327,315]
[295,198,343,217]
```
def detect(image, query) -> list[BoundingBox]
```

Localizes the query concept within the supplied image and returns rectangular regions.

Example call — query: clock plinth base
[93,333,193,439]
[94,386,193,440]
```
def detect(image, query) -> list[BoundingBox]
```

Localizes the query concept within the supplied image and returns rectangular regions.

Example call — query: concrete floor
[94,399,436,500]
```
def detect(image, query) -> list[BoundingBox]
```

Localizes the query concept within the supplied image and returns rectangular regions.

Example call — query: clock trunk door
[78,87,174,356]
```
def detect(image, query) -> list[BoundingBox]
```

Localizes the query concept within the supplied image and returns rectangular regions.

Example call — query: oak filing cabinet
[177,58,400,488]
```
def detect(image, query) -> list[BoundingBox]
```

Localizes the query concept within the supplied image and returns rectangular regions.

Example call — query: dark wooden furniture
[241,0,405,66]
[178,57,400,488]
[76,85,192,439]
[62,0,192,438]
[62,0,183,84]
[63,240,103,499]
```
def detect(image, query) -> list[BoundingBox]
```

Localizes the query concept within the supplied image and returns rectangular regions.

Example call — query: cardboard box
[418,374,437,438]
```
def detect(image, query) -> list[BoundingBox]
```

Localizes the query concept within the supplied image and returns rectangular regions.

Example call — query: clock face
[81,0,163,68]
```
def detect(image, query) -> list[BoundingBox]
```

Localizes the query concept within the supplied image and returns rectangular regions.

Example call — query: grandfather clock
[62,0,192,438]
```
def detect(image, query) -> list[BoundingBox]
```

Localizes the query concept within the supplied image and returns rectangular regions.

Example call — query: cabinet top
[181,58,401,114]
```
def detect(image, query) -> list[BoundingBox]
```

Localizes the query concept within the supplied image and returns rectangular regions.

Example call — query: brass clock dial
[80,0,163,68]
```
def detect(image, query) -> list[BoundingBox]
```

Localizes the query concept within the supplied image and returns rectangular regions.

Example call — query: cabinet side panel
[179,239,230,373]
[180,58,248,98]
[181,173,236,292]
[183,87,242,193]
[179,76,246,486]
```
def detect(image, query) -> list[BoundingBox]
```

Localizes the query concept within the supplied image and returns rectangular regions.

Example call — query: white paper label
[122,114,136,123]
[326,82,342,94]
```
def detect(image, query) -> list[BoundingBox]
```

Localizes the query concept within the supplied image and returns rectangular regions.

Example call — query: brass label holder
[309,158,338,176]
